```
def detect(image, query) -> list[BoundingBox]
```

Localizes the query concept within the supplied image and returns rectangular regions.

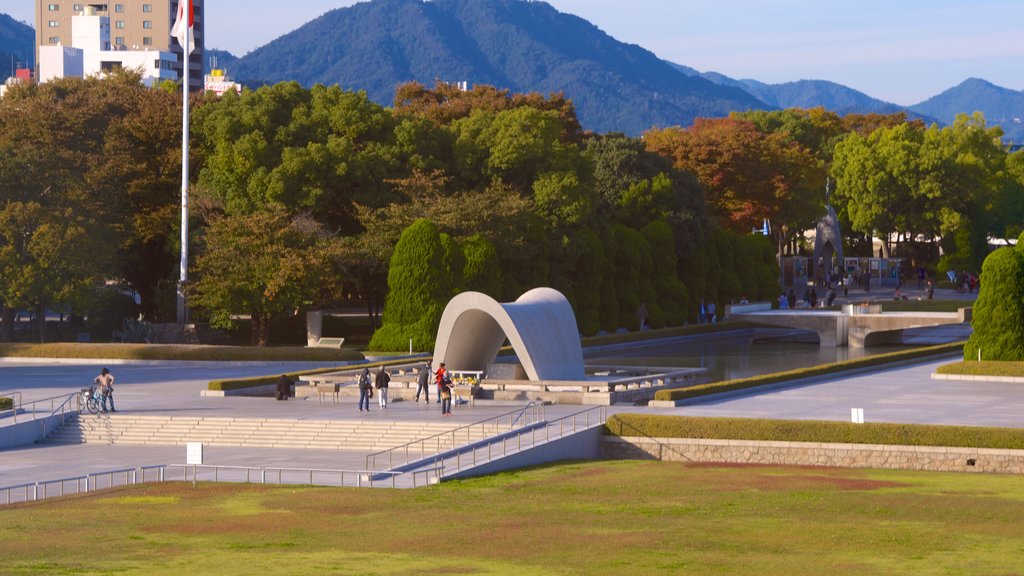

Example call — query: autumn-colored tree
[188,205,342,346]
[644,118,822,238]
[393,81,583,142]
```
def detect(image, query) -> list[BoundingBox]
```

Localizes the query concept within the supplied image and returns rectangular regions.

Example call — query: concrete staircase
[47,414,484,452]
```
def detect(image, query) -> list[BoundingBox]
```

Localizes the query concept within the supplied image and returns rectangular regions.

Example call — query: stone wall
[601,436,1024,474]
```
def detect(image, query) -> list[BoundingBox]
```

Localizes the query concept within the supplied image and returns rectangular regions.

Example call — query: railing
[0,463,446,506]
[0,391,21,420]
[0,465,166,506]
[171,464,441,489]
[441,405,608,477]
[365,402,546,471]
[0,390,78,429]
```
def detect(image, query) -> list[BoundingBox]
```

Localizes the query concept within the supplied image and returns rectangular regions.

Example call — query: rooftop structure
[34,1,203,90]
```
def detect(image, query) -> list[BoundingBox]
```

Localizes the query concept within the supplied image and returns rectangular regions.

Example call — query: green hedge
[208,357,423,391]
[0,397,12,410]
[0,343,364,362]
[653,342,965,402]
[936,361,1024,378]
[606,413,1024,450]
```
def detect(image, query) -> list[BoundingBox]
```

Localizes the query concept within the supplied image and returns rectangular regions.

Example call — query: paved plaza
[0,287,1005,491]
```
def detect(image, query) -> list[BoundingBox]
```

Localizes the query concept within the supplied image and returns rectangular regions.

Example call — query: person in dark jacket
[357,368,372,412]
[415,362,431,402]
[375,367,391,410]
[276,374,291,401]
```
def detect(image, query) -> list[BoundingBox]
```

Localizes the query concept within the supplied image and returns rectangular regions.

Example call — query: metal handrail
[439,405,608,477]
[0,391,22,419]
[0,391,77,425]
[365,403,546,471]
[0,462,447,506]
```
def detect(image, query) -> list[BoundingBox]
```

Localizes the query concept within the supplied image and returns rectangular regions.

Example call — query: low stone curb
[931,372,1024,383]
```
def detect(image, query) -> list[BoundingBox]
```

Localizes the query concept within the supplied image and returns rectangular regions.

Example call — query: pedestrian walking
[357,368,372,412]
[375,367,390,410]
[415,362,431,402]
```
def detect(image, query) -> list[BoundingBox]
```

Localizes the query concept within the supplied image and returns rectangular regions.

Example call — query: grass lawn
[937,361,1024,378]
[3,461,1024,575]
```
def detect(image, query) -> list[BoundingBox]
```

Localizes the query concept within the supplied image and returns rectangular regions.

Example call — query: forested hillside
[0,14,34,83]
[229,0,766,135]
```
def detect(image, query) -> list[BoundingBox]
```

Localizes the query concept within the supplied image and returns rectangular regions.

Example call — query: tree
[0,203,105,342]
[964,241,1024,361]
[368,219,453,352]
[188,205,341,346]
[644,118,822,239]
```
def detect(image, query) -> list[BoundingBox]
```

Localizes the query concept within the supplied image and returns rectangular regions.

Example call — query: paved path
[650,355,1024,428]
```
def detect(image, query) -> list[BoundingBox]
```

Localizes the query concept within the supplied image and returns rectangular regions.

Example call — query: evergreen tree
[369,219,452,352]
[964,241,1024,361]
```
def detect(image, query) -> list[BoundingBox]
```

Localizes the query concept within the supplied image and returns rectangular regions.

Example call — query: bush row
[606,413,1024,449]
[0,343,363,363]
[935,361,1024,378]
[0,397,12,410]
[653,342,965,402]
[208,357,420,391]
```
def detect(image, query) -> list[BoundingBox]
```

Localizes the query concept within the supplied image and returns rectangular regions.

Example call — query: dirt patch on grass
[686,462,908,491]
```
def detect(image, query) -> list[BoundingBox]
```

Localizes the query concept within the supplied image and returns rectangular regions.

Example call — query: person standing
[357,367,372,412]
[635,303,648,330]
[94,367,116,413]
[375,367,390,410]
[415,362,431,402]
[275,374,291,401]
[439,371,453,416]
[434,362,448,404]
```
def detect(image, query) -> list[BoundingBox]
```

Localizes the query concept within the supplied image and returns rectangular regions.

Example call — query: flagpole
[177,23,190,324]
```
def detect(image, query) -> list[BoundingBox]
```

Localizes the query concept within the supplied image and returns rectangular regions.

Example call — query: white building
[38,9,178,87]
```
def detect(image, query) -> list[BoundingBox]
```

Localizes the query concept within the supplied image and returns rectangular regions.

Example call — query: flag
[171,0,194,55]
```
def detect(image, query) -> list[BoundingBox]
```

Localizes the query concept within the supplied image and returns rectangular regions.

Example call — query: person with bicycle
[94,367,116,413]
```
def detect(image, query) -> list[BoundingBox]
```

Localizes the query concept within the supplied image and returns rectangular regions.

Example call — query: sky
[8,0,1023,105]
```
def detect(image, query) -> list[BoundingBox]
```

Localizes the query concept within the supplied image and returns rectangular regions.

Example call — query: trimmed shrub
[461,234,503,298]
[369,219,452,352]
[0,396,12,410]
[0,343,362,362]
[964,246,1024,361]
[612,224,645,330]
[642,220,687,327]
[570,228,606,336]
[606,413,1024,450]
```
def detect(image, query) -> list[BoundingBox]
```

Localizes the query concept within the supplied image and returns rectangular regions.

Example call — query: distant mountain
[911,78,1024,144]
[205,48,239,72]
[0,13,34,83]
[229,0,767,135]
[671,63,907,116]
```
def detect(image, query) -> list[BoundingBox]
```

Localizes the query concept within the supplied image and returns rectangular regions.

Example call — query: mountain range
[2,1,1022,142]
[0,13,34,83]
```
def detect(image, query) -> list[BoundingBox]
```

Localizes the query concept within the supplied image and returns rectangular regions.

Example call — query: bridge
[727,303,972,347]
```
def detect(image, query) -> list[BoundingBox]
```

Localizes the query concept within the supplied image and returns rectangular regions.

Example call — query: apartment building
[35,1,204,90]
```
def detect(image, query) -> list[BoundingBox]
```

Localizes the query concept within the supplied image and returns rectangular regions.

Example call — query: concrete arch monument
[432,288,585,381]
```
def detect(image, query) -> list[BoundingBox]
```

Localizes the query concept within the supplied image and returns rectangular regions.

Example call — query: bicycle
[80,385,102,415]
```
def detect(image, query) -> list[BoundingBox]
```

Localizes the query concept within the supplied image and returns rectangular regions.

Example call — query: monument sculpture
[431,288,585,381]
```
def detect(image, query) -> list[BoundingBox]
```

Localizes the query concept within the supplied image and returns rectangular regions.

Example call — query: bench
[313,337,345,349]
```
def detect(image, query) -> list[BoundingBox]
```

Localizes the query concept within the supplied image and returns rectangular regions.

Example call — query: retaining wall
[601,436,1024,474]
